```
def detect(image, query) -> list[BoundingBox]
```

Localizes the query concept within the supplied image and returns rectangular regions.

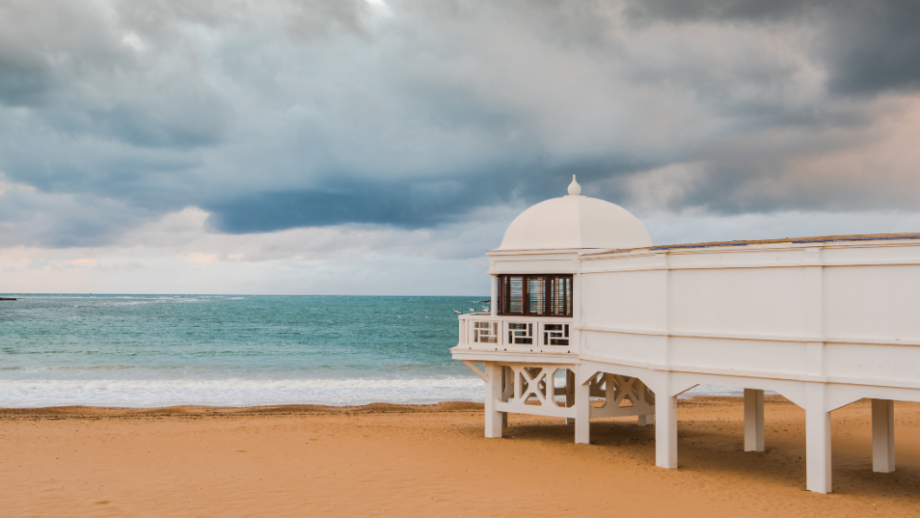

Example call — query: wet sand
[2,397,919,517]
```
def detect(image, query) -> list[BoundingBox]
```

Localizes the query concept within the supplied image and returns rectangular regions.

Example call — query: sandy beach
[2,396,919,517]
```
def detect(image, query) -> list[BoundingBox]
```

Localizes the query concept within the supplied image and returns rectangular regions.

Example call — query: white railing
[457,313,575,353]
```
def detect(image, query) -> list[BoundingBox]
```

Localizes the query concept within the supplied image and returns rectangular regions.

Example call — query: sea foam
[0,378,485,408]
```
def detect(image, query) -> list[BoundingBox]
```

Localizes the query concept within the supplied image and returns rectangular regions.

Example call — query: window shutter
[498,274,573,317]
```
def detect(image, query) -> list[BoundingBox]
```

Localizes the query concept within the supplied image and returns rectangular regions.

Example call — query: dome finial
[567,175,582,196]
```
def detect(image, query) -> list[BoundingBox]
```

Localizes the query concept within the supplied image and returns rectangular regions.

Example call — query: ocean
[0,294,485,407]
[0,294,737,408]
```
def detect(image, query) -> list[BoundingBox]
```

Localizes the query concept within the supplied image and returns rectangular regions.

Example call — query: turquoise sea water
[0,294,487,407]
[0,294,737,408]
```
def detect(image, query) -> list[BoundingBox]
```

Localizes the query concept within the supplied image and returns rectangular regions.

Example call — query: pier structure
[453,176,920,493]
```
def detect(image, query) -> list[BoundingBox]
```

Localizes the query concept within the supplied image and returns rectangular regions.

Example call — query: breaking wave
[0,377,485,408]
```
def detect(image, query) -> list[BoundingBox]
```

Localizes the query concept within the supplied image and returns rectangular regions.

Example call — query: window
[498,274,573,317]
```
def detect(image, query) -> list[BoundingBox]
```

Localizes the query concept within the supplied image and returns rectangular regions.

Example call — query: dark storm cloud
[205,155,652,233]
[206,180,476,232]
[624,0,920,97]
[821,2,920,95]
[1,0,919,249]
[0,53,54,107]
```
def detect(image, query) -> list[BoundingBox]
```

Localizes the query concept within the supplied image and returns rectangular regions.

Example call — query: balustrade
[459,315,573,351]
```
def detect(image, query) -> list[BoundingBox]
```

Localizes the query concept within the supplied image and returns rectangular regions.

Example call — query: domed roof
[497,176,652,251]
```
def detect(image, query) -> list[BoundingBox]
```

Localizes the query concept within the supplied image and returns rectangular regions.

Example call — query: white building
[452,176,920,494]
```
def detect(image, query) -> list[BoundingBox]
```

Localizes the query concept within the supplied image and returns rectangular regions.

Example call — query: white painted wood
[453,184,920,493]
[806,383,832,493]
[575,371,591,444]
[565,369,575,425]
[484,362,503,438]
[588,375,655,420]
[655,373,678,469]
[744,389,765,452]
[461,360,486,382]
[490,274,498,317]
[872,399,895,473]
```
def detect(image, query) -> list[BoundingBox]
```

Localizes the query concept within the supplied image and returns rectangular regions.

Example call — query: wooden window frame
[498,274,573,317]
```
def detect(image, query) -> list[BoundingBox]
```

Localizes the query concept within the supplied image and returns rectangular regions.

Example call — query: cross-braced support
[477,363,656,445]
[480,363,580,430]
[574,370,657,444]
[584,373,656,419]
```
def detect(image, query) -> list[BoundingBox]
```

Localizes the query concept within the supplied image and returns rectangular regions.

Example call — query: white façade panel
[582,331,666,366]
[668,248,801,269]
[581,270,665,331]
[669,336,809,377]
[824,265,920,342]
[822,243,920,265]
[669,267,808,337]
[825,343,920,384]
[489,257,579,274]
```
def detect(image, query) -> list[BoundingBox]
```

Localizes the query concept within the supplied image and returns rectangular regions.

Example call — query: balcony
[456,313,575,355]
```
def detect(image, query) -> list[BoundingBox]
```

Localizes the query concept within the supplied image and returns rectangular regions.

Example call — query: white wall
[668,266,808,338]
[824,265,920,341]
[574,240,920,390]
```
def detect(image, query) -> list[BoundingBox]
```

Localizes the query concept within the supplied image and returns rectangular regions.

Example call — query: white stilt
[501,366,509,428]
[806,383,832,493]
[655,375,678,469]
[637,414,653,426]
[744,388,765,452]
[484,362,503,438]
[872,399,895,473]
[574,374,590,444]
[565,369,575,425]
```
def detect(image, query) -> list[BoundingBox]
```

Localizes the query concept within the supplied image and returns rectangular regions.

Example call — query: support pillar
[484,363,503,438]
[655,374,678,469]
[872,399,895,473]
[744,389,765,452]
[565,369,575,425]
[637,414,653,426]
[806,383,832,493]
[490,275,499,317]
[574,374,590,444]
[501,366,509,428]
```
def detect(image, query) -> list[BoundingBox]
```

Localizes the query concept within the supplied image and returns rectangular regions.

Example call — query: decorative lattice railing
[458,314,573,353]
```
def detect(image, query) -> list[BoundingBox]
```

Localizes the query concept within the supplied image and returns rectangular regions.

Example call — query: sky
[1,0,919,295]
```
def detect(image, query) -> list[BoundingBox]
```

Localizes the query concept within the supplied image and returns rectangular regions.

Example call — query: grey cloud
[0,184,157,248]
[624,0,920,97]
[0,0,919,250]
[85,90,232,149]
[205,180,479,233]
[623,0,819,24]
[0,0,135,107]
[0,52,54,107]
[203,159,651,233]
[821,2,920,95]
[113,0,373,46]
